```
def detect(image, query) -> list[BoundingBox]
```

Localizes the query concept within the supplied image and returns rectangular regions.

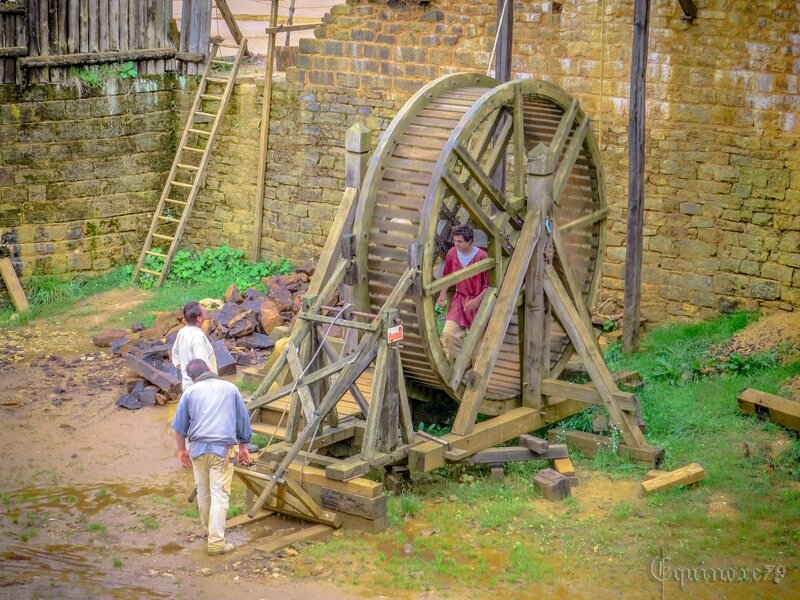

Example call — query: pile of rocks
[99,259,317,408]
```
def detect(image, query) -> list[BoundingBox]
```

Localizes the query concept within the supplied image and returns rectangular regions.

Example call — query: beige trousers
[441,319,467,361]
[192,451,234,553]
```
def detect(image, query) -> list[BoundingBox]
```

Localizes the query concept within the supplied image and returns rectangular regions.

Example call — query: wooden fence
[0,1,215,84]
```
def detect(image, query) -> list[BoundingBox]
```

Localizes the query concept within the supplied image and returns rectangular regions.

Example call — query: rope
[486,0,511,76]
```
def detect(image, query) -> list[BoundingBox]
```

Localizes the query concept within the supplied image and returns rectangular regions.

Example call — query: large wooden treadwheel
[353,73,608,416]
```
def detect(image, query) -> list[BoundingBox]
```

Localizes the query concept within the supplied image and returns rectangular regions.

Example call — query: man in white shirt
[172,301,218,390]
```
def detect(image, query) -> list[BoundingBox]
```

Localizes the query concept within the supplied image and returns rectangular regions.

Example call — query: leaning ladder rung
[206,76,229,83]
[218,43,240,49]
[171,181,193,188]
[152,234,174,241]
[158,215,180,223]
[188,128,211,137]
[195,111,216,118]
[177,163,199,171]
[200,94,222,101]
[165,198,188,205]
[210,59,229,65]
[145,250,168,259]
[140,268,161,276]
[182,146,204,152]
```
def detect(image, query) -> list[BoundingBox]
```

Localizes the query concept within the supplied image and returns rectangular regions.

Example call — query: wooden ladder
[133,39,248,286]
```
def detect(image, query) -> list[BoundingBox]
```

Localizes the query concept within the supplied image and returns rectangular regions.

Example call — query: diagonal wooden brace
[543,264,649,448]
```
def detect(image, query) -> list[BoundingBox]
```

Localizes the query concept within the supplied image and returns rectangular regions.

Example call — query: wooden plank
[518,434,549,453]
[466,445,568,464]
[623,0,650,353]
[541,379,640,413]
[285,342,317,423]
[256,461,383,498]
[737,388,800,432]
[409,407,542,472]
[226,508,274,528]
[20,47,177,67]
[677,0,697,20]
[425,258,495,297]
[254,524,332,554]
[0,257,31,312]
[319,488,388,521]
[641,463,704,495]
[324,446,410,481]
[451,211,542,435]
[554,430,664,468]
[533,468,570,500]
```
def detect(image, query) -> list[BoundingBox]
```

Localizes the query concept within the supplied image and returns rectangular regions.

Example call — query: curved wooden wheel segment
[353,74,607,415]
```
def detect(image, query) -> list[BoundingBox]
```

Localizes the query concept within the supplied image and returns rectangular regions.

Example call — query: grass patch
[112,558,123,568]
[85,522,107,534]
[139,516,159,530]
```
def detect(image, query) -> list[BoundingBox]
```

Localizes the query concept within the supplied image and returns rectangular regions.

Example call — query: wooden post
[495,0,512,83]
[341,122,372,354]
[623,0,650,354]
[491,0,512,195]
[345,122,371,190]
[0,258,30,313]
[252,0,279,261]
[523,144,554,409]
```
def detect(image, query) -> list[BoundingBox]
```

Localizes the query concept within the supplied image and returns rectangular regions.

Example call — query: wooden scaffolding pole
[623,0,650,353]
[252,0,280,261]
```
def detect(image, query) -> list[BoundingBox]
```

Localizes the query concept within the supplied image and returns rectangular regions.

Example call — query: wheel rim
[354,75,607,415]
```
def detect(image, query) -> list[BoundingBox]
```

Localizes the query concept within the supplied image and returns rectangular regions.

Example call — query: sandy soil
[2,294,798,599]
[0,289,362,600]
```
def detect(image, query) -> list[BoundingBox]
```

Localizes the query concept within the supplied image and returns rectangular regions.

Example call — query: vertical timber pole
[342,123,372,355]
[252,0,280,261]
[623,0,650,353]
[492,0,513,193]
[523,144,554,409]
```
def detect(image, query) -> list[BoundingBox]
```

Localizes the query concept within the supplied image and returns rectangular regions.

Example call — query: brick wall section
[269,0,799,320]
[0,78,175,283]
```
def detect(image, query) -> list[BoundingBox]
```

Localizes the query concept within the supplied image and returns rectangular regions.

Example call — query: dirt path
[0,289,362,599]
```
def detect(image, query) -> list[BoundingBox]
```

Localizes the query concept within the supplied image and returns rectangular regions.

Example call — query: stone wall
[241,0,798,320]
[1,0,797,323]
[0,78,175,285]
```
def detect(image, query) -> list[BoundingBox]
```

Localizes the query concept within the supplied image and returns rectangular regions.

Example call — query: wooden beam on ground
[641,463,704,495]
[0,258,30,313]
[466,444,568,464]
[737,388,800,432]
[451,210,542,435]
[226,508,274,528]
[552,430,663,468]
[19,48,177,68]
[623,0,650,353]
[254,523,333,554]
[410,407,541,472]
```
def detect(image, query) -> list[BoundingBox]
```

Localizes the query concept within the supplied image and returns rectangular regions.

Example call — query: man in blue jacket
[172,358,252,556]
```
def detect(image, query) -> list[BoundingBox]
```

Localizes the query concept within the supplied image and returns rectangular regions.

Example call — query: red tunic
[443,246,489,329]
